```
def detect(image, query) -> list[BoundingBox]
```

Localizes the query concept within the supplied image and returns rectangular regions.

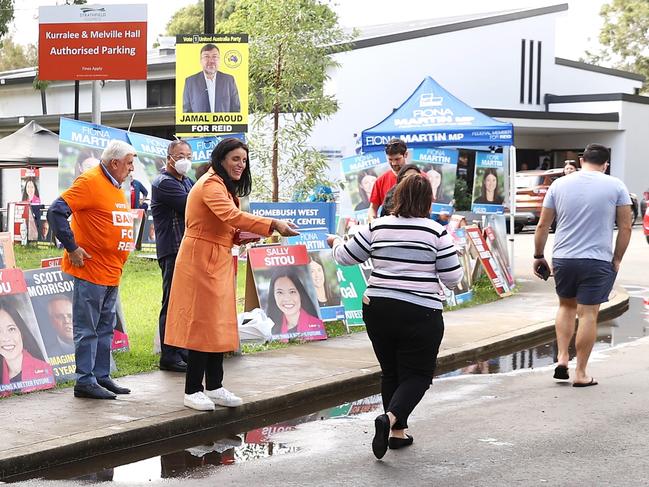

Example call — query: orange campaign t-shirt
[61,165,134,287]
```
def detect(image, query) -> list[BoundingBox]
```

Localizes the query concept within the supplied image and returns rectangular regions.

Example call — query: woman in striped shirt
[328,174,464,459]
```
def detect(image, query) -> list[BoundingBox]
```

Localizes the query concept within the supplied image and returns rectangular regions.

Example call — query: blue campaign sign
[185,134,246,164]
[286,231,346,322]
[411,148,458,214]
[127,132,169,160]
[59,117,129,148]
[471,152,505,215]
[340,151,386,176]
[250,202,336,233]
[361,77,513,151]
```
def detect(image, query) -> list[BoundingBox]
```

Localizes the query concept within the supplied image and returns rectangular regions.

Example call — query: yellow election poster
[175,33,248,136]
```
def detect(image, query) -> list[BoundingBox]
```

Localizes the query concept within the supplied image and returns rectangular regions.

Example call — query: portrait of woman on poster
[473,168,504,205]
[354,169,378,211]
[0,300,54,394]
[266,267,325,338]
[309,255,339,308]
[74,148,101,178]
[22,177,41,205]
[425,164,451,204]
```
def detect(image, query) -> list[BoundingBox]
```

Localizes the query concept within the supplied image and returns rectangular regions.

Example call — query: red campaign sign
[248,245,309,269]
[38,5,147,81]
[465,225,510,297]
[0,268,28,296]
[41,257,63,268]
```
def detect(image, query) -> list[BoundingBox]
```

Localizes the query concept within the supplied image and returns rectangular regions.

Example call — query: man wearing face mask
[151,140,195,372]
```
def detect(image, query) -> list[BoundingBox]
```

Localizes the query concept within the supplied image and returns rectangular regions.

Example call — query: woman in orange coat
[165,138,298,412]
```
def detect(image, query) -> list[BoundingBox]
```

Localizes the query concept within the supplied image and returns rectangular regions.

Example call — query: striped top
[332,215,464,310]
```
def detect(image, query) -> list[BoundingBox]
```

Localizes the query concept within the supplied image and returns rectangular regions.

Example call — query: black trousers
[363,296,444,430]
[158,254,186,364]
[185,350,224,394]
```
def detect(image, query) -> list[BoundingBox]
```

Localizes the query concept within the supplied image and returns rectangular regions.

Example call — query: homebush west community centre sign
[38,4,147,81]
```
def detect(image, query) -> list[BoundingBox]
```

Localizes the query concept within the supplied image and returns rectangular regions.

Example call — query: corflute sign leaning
[38,4,147,81]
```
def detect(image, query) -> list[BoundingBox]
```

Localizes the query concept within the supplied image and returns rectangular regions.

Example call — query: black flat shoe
[372,414,390,459]
[160,360,187,372]
[389,434,414,449]
[98,378,131,394]
[74,383,116,400]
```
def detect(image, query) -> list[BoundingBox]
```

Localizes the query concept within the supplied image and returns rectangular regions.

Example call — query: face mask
[172,157,192,176]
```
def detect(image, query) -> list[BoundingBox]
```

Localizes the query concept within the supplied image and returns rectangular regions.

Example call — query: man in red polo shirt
[368,139,409,221]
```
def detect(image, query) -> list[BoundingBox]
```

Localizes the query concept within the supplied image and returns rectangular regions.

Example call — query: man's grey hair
[101,140,137,163]
[167,139,191,156]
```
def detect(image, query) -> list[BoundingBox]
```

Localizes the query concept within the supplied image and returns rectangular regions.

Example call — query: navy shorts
[552,258,617,305]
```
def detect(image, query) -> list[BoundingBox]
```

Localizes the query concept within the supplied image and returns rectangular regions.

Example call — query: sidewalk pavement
[0,281,629,481]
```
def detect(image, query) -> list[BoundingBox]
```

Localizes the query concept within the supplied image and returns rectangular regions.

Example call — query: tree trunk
[271,44,283,202]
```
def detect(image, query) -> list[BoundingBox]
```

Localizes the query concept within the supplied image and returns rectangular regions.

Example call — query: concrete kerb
[0,288,630,481]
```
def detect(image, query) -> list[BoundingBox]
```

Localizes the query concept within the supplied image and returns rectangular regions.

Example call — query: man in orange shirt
[48,140,136,400]
[368,139,409,221]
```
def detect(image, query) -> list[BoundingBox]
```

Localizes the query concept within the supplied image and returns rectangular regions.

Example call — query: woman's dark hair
[392,174,433,218]
[380,164,423,217]
[21,177,40,201]
[480,168,501,201]
[396,164,422,183]
[266,267,319,333]
[210,138,252,197]
[194,162,211,180]
[356,169,378,205]
[0,299,46,371]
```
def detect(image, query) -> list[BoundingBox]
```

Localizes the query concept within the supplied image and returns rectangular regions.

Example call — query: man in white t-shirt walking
[533,143,633,387]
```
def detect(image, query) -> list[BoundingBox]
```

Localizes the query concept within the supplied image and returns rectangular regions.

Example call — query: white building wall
[550,64,641,96]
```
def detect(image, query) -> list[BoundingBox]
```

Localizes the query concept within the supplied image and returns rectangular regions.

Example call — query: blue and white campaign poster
[185,134,246,164]
[58,117,129,192]
[471,152,505,215]
[339,151,389,218]
[126,132,172,193]
[58,118,170,194]
[249,202,336,233]
[410,147,458,214]
[286,231,345,322]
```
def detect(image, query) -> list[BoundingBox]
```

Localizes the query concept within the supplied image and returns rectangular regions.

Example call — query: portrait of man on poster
[182,43,241,113]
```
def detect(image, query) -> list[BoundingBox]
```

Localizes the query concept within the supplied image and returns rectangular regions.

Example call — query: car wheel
[646,235,649,245]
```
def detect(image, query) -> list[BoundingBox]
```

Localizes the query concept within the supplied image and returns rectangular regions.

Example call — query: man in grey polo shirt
[533,143,632,387]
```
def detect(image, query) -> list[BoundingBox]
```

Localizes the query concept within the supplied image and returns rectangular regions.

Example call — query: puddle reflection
[443,293,647,377]
[63,395,383,483]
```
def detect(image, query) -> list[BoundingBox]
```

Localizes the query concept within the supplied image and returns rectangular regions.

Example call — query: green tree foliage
[165,0,238,35]
[0,0,14,40]
[0,36,37,71]
[221,0,354,201]
[586,0,649,93]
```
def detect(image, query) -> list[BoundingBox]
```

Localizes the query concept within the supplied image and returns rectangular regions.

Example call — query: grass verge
[14,246,501,378]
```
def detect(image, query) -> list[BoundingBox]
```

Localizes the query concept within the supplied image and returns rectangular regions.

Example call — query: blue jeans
[73,277,118,385]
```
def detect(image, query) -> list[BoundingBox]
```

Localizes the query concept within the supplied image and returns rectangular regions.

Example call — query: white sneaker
[184,391,216,411]
[205,387,243,407]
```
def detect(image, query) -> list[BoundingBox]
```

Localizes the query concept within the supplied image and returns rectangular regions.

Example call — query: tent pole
[92,81,101,125]
[508,145,517,277]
